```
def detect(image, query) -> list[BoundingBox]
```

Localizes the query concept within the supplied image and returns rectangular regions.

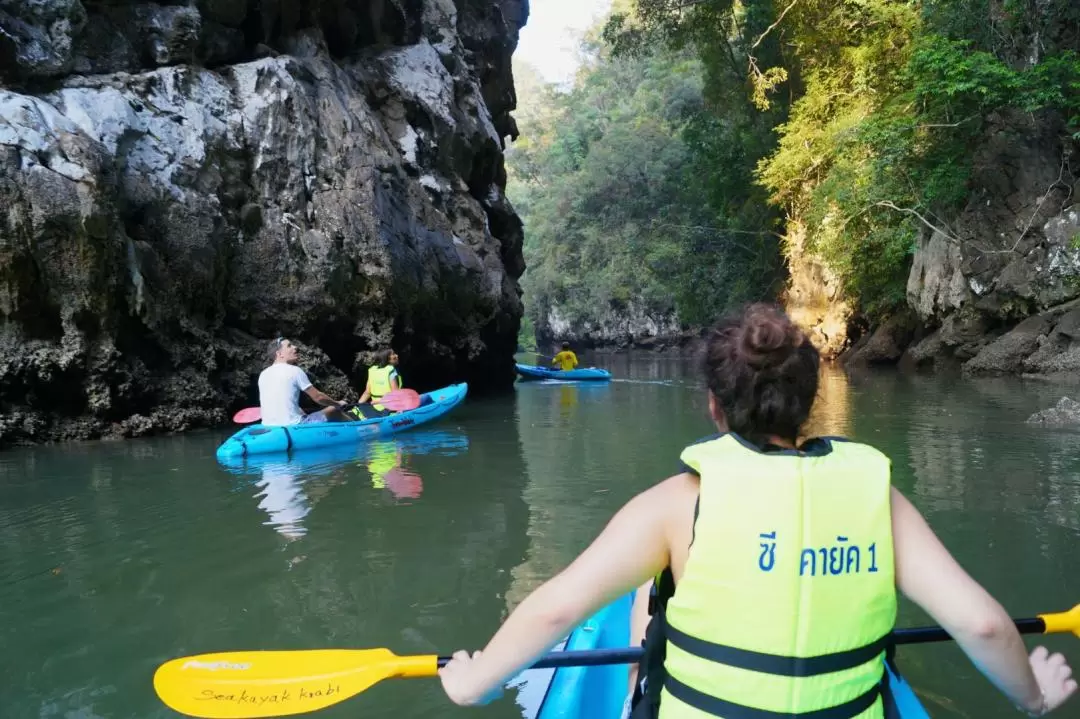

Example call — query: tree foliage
[598,0,1080,319]
[507,21,784,337]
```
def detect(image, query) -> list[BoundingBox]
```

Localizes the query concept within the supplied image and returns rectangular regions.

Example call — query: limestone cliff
[0,0,529,445]
[838,111,1080,376]
[536,302,691,351]
[902,112,1080,376]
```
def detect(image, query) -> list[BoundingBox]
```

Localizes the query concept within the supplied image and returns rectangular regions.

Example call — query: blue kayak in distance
[521,593,932,719]
[516,364,612,382]
[215,383,468,461]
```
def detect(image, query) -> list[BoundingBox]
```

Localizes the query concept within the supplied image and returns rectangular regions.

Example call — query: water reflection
[255,466,312,540]
[591,350,698,384]
[803,363,853,437]
[559,385,576,416]
[505,367,712,613]
[366,440,424,500]
[218,431,471,539]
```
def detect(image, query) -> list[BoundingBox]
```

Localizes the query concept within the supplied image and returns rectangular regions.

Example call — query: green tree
[509,18,784,337]
[605,0,1080,320]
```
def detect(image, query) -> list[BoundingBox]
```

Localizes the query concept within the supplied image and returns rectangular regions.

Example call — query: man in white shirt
[258,338,351,425]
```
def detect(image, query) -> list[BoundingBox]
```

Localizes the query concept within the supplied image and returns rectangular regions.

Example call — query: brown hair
[374,349,393,366]
[702,303,819,444]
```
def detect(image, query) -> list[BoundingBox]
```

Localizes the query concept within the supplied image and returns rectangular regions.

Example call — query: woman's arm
[439,477,682,706]
[892,487,1075,715]
[357,378,371,404]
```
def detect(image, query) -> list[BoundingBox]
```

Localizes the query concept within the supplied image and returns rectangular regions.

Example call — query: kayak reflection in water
[559,385,577,419]
[438,303,1077,717]
[366,441,423,501]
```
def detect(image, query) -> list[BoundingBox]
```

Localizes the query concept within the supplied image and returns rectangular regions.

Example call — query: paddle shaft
[892,617,1046,645]
[435,617,1051,669]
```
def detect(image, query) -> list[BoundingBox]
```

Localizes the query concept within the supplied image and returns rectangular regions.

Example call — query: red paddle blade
[233,407,262,423]
[380,389,421,412]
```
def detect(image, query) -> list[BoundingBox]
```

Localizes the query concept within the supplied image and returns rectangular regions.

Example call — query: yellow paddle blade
[153,648,438,719]
[1040,603,1080,638]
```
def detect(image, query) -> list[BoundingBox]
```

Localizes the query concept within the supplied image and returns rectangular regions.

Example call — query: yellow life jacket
[553,350,578,371]
[367,365,396,411]
[660,434,896,719]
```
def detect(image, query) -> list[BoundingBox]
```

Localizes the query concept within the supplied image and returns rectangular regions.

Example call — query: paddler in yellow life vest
[348,349,402,420]
[438,303,1077,717]
[551,342,578,371]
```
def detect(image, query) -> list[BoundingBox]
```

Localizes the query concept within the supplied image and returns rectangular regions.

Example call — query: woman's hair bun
[702,302,819,443]
[740,304,804,369]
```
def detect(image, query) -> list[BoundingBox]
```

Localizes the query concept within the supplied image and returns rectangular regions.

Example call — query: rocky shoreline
[841,294,1080,379]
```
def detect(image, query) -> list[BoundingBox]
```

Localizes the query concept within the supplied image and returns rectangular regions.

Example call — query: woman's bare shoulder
[648,472,700,522]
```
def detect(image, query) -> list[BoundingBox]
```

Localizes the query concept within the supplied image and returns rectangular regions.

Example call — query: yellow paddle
[154,603,1080,718]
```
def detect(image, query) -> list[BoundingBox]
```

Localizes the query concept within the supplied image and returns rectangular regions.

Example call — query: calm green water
[2,354,1079,718]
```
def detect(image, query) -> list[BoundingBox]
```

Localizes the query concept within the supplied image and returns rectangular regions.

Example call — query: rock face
[537,302,687,350]
[841,309,922,367]
[782,221,853,359]
[0,0,529,446]
[795,108,1080,374]
[1026,396,1080,425]
[903,111,1080,375]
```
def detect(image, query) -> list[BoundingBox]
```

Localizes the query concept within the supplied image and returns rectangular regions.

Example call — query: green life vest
[367,365,397,411]
[659,434,896,719]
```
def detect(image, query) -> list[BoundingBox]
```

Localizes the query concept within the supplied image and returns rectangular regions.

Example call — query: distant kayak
[516,364,612,381]
[527,593,932,719]
[215,383,468,461]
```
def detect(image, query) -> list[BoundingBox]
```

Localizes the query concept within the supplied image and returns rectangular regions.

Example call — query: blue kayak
[528,594,932,719]
[215,383,468,461]
[516,364,612,381]
[216,429,471,475]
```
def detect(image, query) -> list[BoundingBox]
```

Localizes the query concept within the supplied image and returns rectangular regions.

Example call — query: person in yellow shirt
[551,342,578,371]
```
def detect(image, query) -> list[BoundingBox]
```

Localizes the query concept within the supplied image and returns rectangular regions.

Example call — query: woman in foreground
[440,303,1076,717]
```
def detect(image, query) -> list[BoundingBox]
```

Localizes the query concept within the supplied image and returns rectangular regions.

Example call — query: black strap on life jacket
[629,567,675,719]
[662,674,881,719]
[665,623,892,677]
[629,495,699,719]
[881,645,903,719]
